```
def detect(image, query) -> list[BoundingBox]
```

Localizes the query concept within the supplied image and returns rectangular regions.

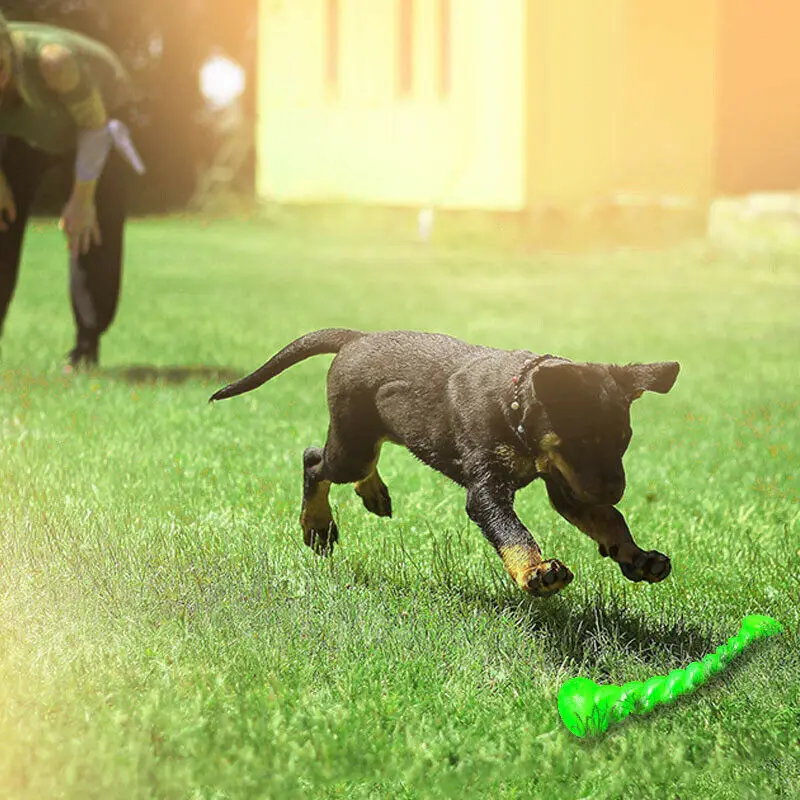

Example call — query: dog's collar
[508,353,559,449]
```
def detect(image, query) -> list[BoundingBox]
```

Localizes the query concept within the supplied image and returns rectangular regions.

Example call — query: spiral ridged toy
[558,614,784,738]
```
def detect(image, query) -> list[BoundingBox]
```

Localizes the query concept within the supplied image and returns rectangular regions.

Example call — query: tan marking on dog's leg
[499,544,543,589]
[354,470,380,501]
[354,469,392,517]
[300,479,335,549]
[301,479,332,528]
[350,438,392,517]
[499,544,574,597]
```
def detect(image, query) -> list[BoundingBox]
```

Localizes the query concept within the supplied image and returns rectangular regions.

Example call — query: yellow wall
[619,0,719,203]
[525,0,627,206]
[256,0,527,209]
[525,0,719,207]
[716,0,800,193]
[257,0,720,210]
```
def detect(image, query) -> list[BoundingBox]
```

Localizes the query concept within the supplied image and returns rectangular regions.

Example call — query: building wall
[716,0,800,194]
[525,0,719,207]
[525,0,627,206]
[256,0,528,209]
[257,0,726,211]
[618,0,719,203]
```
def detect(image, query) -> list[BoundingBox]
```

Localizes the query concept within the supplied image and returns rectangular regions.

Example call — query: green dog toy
[558,614,783,738]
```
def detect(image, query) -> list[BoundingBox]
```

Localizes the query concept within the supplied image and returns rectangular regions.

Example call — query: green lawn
[0,216,798,799]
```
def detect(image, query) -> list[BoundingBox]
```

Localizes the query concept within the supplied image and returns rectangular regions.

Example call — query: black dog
[210,329,679,597]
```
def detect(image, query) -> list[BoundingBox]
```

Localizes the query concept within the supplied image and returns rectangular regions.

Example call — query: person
[0,11,144,369]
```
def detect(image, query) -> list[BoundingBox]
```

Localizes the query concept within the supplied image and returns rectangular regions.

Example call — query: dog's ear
[611,362,680,400]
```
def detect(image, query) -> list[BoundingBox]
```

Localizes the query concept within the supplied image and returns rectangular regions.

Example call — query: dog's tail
[209,328,365,402]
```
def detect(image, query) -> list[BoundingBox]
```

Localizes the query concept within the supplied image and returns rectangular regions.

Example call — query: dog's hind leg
[300,446,338,555]
[300,423,391,555]
[354,441,392,518]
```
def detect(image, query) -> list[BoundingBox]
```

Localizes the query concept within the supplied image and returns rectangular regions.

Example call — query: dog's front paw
[619,550,671,583]
[522,559,574,597]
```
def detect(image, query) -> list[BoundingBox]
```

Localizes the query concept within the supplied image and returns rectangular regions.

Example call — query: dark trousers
[0,135,128,350]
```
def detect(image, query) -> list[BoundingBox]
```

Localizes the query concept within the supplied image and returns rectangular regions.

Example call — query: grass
[0,215,798,799]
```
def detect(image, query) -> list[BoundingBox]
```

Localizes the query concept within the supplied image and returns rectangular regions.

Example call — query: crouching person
[0,12,145,369]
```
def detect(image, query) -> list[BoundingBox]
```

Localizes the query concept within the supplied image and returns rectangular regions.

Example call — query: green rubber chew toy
[558,614,783,738]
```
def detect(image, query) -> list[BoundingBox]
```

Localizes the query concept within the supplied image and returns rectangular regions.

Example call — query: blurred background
[5,0,800,246]
[4,0,257,214]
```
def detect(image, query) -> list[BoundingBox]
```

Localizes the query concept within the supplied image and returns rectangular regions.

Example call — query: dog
[210,329,680,597]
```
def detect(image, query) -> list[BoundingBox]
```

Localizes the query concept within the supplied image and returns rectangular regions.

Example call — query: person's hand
[59,193,101,257]
[0,171,16,232]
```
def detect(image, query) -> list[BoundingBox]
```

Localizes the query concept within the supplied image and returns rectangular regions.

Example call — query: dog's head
[532,360,679,505]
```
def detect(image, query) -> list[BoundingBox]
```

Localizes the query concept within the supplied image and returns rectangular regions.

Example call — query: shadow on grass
[335,529,719,674]
[101,364,242,387]
[497,589,718,673]
[456,582,718,676]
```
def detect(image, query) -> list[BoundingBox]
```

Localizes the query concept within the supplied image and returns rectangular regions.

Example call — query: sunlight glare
[200,54,246,108]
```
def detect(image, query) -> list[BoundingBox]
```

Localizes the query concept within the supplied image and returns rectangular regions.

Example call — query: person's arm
[38,42,107,255]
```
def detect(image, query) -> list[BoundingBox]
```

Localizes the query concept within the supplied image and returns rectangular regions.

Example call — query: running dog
[210,329,679,597]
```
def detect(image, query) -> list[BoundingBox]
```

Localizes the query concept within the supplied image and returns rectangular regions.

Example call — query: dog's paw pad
[620,550,671,583]
[524,559,574,597]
